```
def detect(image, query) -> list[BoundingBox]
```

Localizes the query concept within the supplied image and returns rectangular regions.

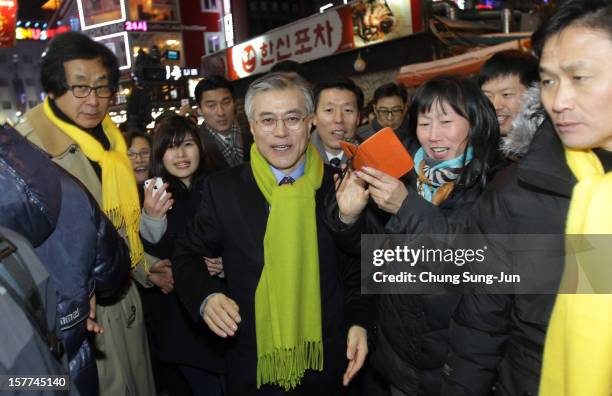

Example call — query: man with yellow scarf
[172,72,370,395]
[17,32,155,395]
[534,1,612,395]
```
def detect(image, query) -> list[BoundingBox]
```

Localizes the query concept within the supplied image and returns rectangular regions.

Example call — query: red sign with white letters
[208,0,414,81]
[227,6,354,80]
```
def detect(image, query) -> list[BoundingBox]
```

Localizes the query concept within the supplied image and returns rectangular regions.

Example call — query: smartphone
[144,177,167,199]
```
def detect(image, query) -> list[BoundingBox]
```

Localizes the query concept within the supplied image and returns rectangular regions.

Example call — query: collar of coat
[22,104,78,157]
[516,118,576,198]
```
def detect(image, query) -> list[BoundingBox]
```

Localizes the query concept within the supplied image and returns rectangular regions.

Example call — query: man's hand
[203,293,241,338]
[204,256,224,276]
[334,167,369,224]
[343,325,368,386]
[143,180,174,219]
[86,294,104,334]
[148,259,174,294]
[355,166,408,215]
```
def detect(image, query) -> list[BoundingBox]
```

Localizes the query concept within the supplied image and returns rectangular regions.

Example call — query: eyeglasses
[376,108,404,118]
[253,115,308,132]
[127,150,151,160]
[67,84,114,99]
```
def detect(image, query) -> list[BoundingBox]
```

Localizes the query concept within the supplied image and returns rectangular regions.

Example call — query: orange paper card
[339,127,414,178]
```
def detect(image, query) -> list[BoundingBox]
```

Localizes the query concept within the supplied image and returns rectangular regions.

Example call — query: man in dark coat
[173,72,370,396]
[310,77,363,167]
[358,83,412,146]
[0,226,67,396]
[194,75,252,173]
[478,49,539,138]
[0,125,130,395]
[443,2,612,394]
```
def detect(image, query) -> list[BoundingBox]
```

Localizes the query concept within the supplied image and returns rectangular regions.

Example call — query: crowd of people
[1,0,611,395]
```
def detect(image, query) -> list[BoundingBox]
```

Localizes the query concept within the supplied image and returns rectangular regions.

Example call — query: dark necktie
[279,176,295,186]
[329,157,341,168]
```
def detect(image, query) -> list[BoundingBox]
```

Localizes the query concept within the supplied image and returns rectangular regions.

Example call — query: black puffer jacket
[375,168,487,395]
[438,119,572,396]
[326,153,488,395]
[0,126,130,395]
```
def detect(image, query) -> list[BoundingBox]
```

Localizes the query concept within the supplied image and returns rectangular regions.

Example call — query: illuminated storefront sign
[125,20,148,32]
[227,9,351,79]
[222,0,233,48]
[223,14,234,47]
[16,25,71,41]
[0,0,17,48]
[165,65,199,80]
[210,0,413,80]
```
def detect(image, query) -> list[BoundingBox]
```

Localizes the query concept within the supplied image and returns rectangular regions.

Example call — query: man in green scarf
[173,72,370,395]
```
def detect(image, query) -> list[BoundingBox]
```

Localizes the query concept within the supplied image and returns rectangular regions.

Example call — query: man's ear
[249,120,256,137]
[48,92,55,99]
[306,115,314,138]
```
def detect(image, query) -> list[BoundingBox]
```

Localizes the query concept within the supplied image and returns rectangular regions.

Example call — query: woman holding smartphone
[141,114,226,395]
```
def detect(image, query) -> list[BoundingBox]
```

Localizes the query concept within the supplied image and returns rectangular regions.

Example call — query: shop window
[132,0,179,23]
[201,0,220,12]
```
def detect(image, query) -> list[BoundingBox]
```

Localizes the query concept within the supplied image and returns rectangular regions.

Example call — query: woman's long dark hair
[408,75,500,187]
[149,114,209,191]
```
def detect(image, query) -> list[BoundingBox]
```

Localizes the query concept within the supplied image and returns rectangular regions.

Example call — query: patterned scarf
[203,121,244,167]
[414,146,473,205]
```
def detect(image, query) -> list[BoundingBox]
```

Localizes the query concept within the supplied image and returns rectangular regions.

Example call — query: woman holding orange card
[329,75,500,396]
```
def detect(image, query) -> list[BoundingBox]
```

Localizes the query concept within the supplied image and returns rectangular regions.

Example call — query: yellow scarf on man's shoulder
[43,98,144,269]
[250,144,324,390]
[540,148,612,395]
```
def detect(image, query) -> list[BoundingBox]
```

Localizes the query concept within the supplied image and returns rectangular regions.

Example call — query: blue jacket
[0,125,130,395]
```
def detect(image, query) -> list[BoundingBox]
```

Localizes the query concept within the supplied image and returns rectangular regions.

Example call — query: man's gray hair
[244,72,314,120]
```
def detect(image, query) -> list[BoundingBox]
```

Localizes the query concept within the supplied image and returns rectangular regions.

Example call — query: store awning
[397,38,531,87]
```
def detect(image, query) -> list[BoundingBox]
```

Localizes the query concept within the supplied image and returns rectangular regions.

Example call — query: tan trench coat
[17,104,156,396]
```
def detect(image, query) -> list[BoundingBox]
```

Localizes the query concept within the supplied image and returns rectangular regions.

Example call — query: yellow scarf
[43,98,144,269]
[251,144,324,390]
[540,148,612,395]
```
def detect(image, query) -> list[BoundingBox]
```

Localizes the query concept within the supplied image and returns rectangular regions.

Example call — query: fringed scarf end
[256,340,324,390]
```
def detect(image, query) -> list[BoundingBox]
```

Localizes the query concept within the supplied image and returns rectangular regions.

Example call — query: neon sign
[165,66,199,81]
[16,25,71,41]
[125,20,148,32]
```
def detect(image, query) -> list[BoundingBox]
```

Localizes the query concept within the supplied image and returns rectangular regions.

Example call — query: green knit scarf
[250,143,325,390]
